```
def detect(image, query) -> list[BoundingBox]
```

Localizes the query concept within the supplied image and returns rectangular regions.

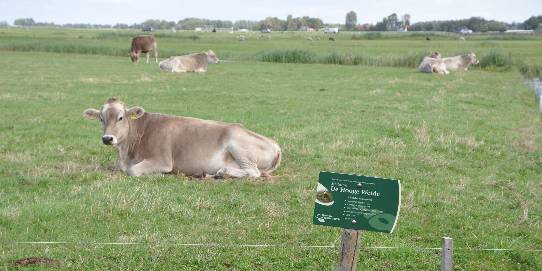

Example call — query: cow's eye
[118,116,123,121]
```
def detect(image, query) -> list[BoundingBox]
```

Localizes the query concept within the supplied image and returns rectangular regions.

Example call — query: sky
[0,0,540,25]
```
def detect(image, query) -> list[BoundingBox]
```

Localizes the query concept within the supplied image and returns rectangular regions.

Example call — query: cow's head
[129,51,139,63]
[205,50,220,64]
[83,97,145,146]
[429,52,441,59]
[466,53,479,65]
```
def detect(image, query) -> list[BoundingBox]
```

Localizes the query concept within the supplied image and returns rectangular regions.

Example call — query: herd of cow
[86,36,278,179]
[130,35,220,73]
[84,35,480,179]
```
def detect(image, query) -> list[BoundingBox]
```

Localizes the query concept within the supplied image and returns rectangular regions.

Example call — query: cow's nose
[102,135,113,145]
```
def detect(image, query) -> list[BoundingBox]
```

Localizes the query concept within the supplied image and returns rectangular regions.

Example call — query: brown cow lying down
[130,35,158,63]
[159,50,219,73]
[83,97,281,178]
[419,52,478,74]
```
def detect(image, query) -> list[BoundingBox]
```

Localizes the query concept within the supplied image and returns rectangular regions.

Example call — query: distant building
[194,26,233,33]
[238,28,249,33]
[300,26,315,32]
[398,25,408,32]
[260,28,271,33]
[142,26,153,32]
[323,27,339,33]
[505,29,534,34]
[459,28,473,34]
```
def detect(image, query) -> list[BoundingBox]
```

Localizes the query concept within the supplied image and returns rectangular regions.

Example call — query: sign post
[337,229,362,271]
[312,171,401,271]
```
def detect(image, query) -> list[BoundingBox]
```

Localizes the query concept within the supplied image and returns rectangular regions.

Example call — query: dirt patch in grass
[0,152,32,163]
[15,257,62,267]
[513,126,539,152]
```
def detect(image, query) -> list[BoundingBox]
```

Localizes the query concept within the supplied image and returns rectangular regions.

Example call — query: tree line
[9,16,323,31]
[7,14,542,32]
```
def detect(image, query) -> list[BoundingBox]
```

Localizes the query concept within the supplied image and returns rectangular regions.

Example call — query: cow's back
[131,36,156,53]
[128,113,278,176]
[442,56,466,71]
[163,54,207,72]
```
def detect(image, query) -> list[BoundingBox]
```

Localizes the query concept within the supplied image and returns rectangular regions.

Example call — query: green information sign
[313,171,401,233]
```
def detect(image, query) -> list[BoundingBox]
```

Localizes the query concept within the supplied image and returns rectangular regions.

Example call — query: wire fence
[8,241,542,252]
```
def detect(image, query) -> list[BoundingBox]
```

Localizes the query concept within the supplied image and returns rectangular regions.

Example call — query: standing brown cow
[130,36,158,63]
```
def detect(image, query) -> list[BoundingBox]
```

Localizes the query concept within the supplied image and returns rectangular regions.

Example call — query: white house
[323,27,339,33]
[459,28,473,34]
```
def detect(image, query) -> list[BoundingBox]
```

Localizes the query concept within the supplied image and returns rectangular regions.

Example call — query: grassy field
[1,28,542,66]
[0,29,541,270]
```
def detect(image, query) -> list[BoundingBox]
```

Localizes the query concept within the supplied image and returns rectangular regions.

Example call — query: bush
[258,49,316,64]
[479,50,513,71]
[323,52,427,68]
[518,63,542,78]
[351,32,383,40]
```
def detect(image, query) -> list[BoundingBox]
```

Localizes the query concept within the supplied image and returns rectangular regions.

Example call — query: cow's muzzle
[102,135,117,145]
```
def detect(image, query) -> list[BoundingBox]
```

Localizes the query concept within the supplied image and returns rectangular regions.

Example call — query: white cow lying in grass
[419,52,479,75]
[159,50,219,73]
[83,97,281,178]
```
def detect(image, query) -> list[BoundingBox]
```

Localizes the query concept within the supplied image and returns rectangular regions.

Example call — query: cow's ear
[83,108,100,120]
[127,106,145,120]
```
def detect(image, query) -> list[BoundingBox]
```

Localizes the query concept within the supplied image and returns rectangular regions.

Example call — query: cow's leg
[215,167,249,178]
[220,146,261,178]
[154,48,158,63]
[146,52,150,64]
[127,159,172,176]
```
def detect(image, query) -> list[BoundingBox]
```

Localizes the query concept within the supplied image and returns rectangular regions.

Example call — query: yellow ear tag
[131,114,138,120]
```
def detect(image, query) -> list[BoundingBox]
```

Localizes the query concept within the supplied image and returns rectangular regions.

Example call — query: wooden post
[441,237,453,271]
[336,229,362,271]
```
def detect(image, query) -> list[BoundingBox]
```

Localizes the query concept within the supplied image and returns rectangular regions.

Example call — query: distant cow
[159,50,219,73]
[130,36,158,63]
[83,97,281,178]
[419,52,478,74]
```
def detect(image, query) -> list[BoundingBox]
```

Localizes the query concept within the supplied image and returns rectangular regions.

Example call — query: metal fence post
[441,237,453,271]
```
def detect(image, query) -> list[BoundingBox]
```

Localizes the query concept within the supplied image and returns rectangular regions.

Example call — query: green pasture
[0,29,541,270]
[1,28,542,65]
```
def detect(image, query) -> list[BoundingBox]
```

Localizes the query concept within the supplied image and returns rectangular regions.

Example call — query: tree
[345,11,357,30]
[401,14,411,29]
[256,17,286,31]
[286,14,296,30]
[234,20,257,30]
[14,18,35,26]
[386,13,398,31]
[307,17,323,29]
[524,15,542,30]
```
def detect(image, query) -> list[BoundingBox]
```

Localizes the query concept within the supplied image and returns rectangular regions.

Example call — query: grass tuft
[258,49,317,64]
[479,50,513,71]
[518,62,542,78]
